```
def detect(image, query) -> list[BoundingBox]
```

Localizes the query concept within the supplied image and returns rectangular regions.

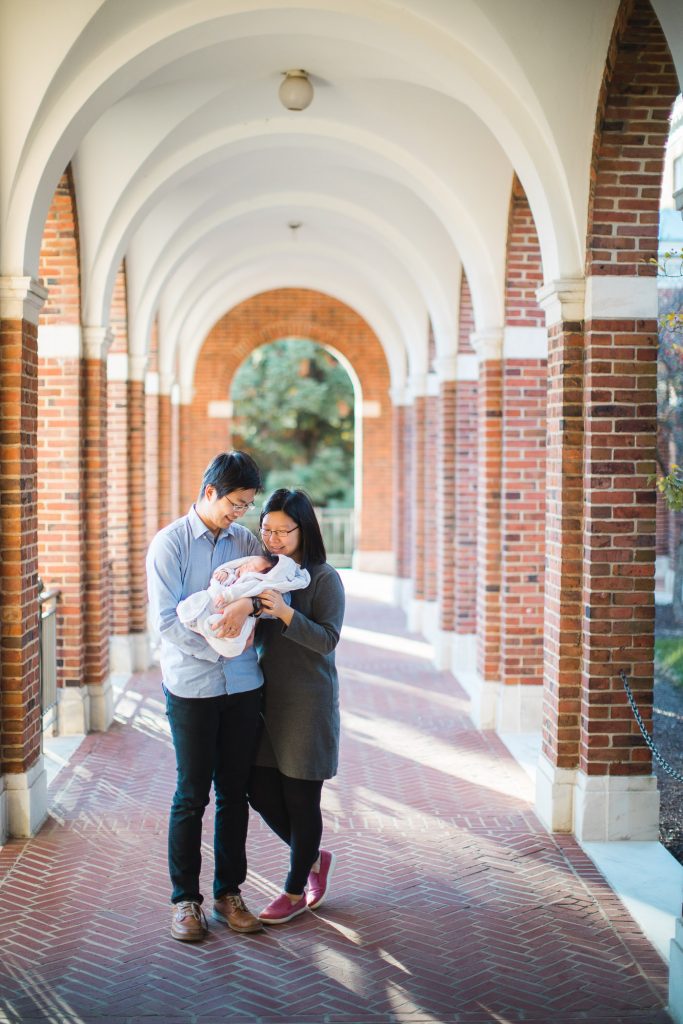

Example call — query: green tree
[231,338,355,506]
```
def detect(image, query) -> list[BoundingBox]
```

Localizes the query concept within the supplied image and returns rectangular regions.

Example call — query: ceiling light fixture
[279,69,314,111]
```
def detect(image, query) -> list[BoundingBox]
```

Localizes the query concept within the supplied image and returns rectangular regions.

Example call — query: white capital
[536,279,585,327]
[0,277,47,325]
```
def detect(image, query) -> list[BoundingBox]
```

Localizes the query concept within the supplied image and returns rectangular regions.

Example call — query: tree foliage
[230,338,355,506]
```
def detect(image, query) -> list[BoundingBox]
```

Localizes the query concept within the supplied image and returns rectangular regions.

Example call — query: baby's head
[234,554,277,578]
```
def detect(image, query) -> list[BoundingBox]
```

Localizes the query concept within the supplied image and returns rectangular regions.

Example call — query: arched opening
[229,336,358,567]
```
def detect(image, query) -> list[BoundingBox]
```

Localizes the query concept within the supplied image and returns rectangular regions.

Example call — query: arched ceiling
[6,0,680,392]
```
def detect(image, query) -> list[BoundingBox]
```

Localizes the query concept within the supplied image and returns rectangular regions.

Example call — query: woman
[249,488,345,924]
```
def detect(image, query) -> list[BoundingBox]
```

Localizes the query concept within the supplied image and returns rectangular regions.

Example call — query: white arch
[4,0,594,295]
[80,117,502,332]
[163,262,408,398]
[128,190,459,362]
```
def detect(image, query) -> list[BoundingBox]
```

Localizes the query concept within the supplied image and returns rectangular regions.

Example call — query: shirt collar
[188,504,236,542]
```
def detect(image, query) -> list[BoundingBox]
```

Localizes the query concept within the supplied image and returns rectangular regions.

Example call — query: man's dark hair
[260,489,326,569]
[198,451,263,501]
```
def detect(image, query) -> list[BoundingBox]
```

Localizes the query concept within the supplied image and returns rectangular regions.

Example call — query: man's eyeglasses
[226,497,256,514]
[260,526,299,540]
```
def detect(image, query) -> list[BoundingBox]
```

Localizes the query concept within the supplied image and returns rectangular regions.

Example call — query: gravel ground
[654,604,683,866]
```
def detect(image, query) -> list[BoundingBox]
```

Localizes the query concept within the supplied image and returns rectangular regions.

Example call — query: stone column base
[352,550,395,574]
[535,753,576,832]
[58,685,90,735]
[573,770,660,841]
[496,683,543,733]
[420,600,439,645]
[407,597,424,634]
[110,631,152,673]
[88,677,115,731]
[393,577,412,612]
[5,757,48,838]
[454,669,499,729]
[670,917,683,1024]
[432,629,453,670]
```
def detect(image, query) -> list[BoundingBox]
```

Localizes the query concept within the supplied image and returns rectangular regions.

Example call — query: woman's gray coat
[254,562,345,780]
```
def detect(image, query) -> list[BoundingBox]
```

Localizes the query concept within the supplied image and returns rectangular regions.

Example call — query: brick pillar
[82,327,113,731]
[422,388,439,609]
[37,329,88,734]
[535,281,585,833]
[472,330,503,727]
[157,383,174,529]
[179,397,194,514]
[408,388,427,632]
[171,387,181,519]
[577,279,660,840]
[391,392,412,605]
[0,277,48,839]
[434,362,457,669]
[145,325,159,547]
[128,361,148,651]
[499,342,547,732]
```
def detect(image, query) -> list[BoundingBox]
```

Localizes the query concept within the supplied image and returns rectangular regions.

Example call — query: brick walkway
[0,595,671,1024]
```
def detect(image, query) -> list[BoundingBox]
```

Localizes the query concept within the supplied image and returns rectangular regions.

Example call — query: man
[146,451,265,942]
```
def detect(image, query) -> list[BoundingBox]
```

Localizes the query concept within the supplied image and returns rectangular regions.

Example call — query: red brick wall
[578,0,677,776]
[476,357,502,680]
[38,167,86,690]
[393,403,412,579]
[145,321,159,546]
[501,177,547,689]
[423,394,438,602]
[410,396,427,600]
[541,320,584,770]
[437,381,456,632]
[83,354,110,688]
[107,263,130,636]
[185,290,392,556]
[454,275,477,636]
[0,317,41,773]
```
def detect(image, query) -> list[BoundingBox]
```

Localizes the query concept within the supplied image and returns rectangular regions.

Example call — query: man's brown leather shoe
[212,892,263,933]
[171,900,208,942]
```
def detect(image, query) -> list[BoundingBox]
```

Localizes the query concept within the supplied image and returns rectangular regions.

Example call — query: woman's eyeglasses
[260,526,299,540]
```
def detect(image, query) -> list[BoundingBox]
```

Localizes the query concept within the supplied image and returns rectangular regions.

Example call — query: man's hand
[210,597,251,639]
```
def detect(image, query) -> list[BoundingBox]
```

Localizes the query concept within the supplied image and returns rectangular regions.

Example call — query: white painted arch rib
[5,0,591,297]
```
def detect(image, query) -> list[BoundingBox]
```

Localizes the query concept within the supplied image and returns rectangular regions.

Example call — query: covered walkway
[0,593,670,1024]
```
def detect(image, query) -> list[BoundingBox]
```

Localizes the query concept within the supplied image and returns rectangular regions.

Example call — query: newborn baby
[176,552,310,658]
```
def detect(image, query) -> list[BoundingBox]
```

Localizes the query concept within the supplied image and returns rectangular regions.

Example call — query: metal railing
[38,583,61,723]
[241,507,354,568]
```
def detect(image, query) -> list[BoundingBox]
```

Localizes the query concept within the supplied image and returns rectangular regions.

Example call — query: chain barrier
[620,669,683,783]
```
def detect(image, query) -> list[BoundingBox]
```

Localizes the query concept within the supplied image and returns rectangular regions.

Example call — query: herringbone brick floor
[0,596,672,1024]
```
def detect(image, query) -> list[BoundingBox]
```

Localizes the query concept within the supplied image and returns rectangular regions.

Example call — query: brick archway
[184,289,394,571]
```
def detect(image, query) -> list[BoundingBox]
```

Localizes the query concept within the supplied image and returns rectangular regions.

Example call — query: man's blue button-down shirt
[146,505,264,698]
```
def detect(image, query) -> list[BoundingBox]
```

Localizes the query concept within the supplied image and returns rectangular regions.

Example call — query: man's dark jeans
[164,685,263,905]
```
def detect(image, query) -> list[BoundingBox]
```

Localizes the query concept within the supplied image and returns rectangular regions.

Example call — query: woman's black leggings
[248,766,324,895]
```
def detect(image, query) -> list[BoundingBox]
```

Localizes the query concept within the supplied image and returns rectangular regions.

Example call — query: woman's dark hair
[260,489,326,569]
[198,451,263,501]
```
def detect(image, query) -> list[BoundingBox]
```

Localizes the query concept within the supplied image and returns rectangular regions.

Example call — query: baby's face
[235,556,273,578]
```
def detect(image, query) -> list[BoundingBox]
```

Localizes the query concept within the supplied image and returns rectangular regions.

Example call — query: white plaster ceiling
[4,0,681,391]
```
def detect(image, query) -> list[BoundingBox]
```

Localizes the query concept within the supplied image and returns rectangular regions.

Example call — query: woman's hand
[259,589,294,626]
[210,597,251,639]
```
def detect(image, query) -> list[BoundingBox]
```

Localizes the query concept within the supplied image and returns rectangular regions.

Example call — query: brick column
[0,277,48,839]
[128,359,149,650]
[108,353,150,673]
[157,379,174,530]
[37,325,89,734]
[82,327,114,731]
[179,393,194,515]
[472,330,503,727]
[576,276,660,840]
[391,389,412,608]
[171,386,181,520]
[407,384,427,632]
[535,281,585,832]
[145,378,159,547]
[433,359,457,669]
[499,330,548,732]
[420,382,439,641]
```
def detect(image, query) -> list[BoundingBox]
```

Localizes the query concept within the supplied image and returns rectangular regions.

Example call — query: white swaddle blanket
[176,554,310,658]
